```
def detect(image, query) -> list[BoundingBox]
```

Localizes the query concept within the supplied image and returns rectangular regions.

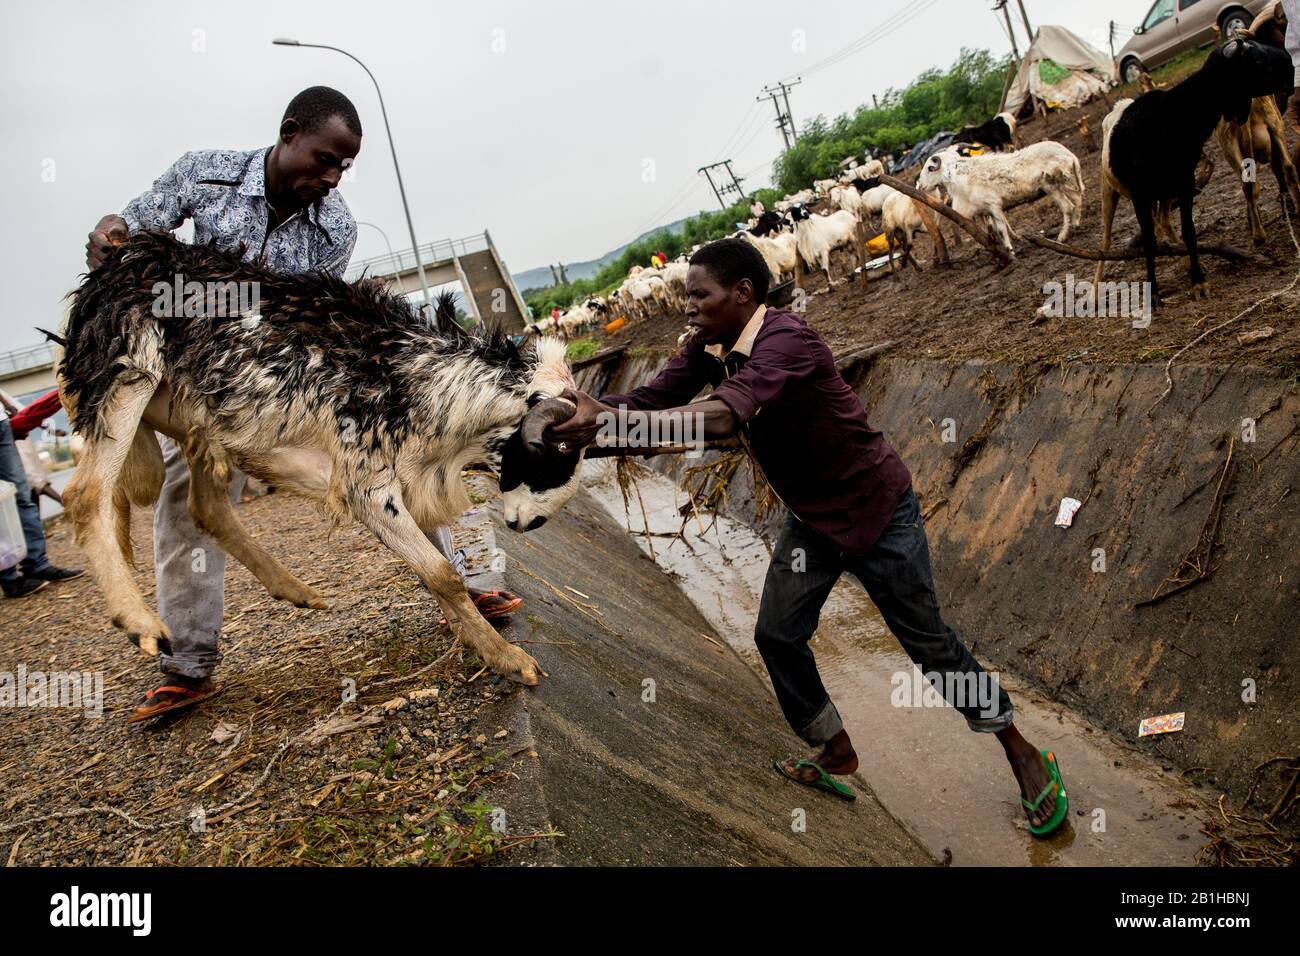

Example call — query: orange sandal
[128,681,222,723]
[473,588,523,619]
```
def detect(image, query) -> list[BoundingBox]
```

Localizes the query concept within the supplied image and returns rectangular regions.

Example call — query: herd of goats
[531,4,1300,340]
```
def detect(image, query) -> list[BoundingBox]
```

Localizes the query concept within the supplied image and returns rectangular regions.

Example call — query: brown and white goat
[1215,12,1300,245]
[58,232,582,686]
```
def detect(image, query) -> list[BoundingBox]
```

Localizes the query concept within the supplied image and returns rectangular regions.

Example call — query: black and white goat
[59,232,582,685]
[952,111,1018,152]
[1096,36,1295,307]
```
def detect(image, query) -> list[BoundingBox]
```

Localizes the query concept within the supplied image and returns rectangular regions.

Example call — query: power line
[711,107,768,164]
[713,100,762,162]
[781,0,940,82]
[733,113,777,163]
[629,171,701,240]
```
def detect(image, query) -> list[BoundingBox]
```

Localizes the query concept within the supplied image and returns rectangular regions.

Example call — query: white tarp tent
[1004,25,1117,115]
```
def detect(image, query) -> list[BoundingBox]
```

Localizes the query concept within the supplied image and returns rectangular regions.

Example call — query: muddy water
[585,461,1211,866]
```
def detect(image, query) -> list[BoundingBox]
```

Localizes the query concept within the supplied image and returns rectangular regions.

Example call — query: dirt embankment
[576,349,1300,837]
[596,92,1299,374]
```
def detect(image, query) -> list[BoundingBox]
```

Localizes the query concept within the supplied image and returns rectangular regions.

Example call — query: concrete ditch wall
[575,350,1300,803]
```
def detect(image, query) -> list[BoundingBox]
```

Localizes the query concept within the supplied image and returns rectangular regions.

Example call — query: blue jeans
[753,485,1013,746]
[0,420,50,583]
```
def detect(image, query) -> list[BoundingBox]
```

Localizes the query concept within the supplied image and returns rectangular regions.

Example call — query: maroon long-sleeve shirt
[599,306,912,556]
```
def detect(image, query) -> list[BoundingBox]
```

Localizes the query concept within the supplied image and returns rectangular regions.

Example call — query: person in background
[0,391,83,599]
[2,389,65,506]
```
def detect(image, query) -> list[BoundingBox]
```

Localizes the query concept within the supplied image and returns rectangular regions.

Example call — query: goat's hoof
[1190,282,1210,302]
[498,643,547,686]
[274,581,329,610]
[114,611,172,657]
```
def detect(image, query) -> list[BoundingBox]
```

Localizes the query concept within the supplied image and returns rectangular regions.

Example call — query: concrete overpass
[0,342,57,398]
[344,231,532,334]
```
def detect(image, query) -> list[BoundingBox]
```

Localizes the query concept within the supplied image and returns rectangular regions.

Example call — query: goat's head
[1213,35,1294,124]
[917,152,947,191]
[499,337,583,532]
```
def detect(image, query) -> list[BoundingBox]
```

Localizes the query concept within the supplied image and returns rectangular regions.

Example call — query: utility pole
[1015,0,1033,40]
[758,79,802,151]
[993,0,1020,60]
[698,160,746,211]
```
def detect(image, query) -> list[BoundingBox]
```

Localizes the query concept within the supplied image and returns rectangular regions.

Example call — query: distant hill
[513,216,692,293]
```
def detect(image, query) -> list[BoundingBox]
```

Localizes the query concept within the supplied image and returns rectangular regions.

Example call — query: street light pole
[356,220,403,282]
[273,38,432,312]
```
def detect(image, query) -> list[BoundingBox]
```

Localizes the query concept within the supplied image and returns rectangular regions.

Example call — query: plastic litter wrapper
[0,480,27,571]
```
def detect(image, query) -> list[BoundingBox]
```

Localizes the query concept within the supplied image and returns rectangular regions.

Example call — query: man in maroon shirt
[548,237,1066,835]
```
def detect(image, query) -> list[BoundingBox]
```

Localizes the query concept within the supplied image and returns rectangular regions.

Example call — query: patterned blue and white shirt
[121,146,356,277]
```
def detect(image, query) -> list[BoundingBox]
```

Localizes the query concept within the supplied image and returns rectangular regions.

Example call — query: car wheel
[1122,59,1144,85]
[1221,10,1251,39]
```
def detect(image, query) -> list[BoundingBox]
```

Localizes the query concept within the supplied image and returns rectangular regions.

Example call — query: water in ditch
[584,460,1211,866]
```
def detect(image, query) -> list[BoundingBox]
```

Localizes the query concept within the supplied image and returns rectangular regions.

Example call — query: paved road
[38,467,73,521]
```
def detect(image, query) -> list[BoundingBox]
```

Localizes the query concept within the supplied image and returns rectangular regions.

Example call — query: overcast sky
[1,0,1146,348]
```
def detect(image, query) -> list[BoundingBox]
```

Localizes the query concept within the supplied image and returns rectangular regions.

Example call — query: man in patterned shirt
[84,87,521,723]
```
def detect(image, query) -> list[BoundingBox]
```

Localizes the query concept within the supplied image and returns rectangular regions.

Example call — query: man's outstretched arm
[87,152,198,269]
[547,389,738,451]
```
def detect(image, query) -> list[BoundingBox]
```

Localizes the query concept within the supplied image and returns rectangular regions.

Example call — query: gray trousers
[154,435,466,679]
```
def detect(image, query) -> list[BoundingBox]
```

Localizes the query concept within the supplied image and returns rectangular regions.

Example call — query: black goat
[1096,37,1295,308]
[749,210,789,237]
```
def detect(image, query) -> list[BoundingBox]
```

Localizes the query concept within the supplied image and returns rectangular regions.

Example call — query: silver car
[1117,0,1273,84]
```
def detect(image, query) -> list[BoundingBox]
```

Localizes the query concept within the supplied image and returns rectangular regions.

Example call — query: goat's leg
[1093,184,1119,295]
[1244,171,1265,246]
[986,208,1016,256]
[1178,192,1207,301]
[1225,131,1265,245]
[1268,139,1300,218]
[352,478,544,685]
[1154,201,1177,244]
[1133,200,1162,310]
[184,452,329,610]
[1051,191,1079,243]
[64,378,172,655]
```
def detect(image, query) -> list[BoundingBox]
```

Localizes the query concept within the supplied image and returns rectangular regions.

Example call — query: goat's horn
[520,396,576,456]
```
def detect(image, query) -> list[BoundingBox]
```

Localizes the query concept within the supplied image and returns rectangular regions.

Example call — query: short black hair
[283,86,362,137]
[689,237,770,303]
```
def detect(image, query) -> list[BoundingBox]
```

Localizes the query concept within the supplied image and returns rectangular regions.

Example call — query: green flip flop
[773,758,857,802]
[1023,749,1069,838]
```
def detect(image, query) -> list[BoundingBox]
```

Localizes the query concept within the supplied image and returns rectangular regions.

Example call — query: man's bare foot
[780,728,858,783]
[998,724,1058,829]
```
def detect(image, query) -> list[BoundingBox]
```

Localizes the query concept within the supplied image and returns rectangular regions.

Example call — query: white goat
[916,141,1085,255]
[788,206,864,289]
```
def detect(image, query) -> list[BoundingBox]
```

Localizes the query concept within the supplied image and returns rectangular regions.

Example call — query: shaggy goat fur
[59,232,580,685]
